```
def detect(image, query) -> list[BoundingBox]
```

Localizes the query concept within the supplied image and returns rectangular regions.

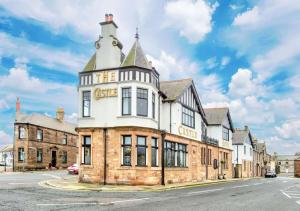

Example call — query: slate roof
[232,129,252,145]
[121,39,151,69]
[15,112,77,135]
[160,78,193,101]
[82,53,96,72]
[204,107,234,131]
[0,144,13,152]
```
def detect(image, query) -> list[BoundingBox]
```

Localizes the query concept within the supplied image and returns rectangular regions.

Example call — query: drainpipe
[161,130,166,185]
[237,145,239,178]
[103,128,107,185]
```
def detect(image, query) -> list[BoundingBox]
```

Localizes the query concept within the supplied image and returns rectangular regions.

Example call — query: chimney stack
[56,108,64,122]
[16,97,20,113]
[105,14,109,22]
[108,14,113,21]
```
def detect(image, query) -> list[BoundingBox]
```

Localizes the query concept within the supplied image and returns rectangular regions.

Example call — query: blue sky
[0,0,299,154]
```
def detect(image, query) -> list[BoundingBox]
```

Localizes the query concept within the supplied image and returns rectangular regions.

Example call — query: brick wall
[78,126,233,185]
[14,123,78,171]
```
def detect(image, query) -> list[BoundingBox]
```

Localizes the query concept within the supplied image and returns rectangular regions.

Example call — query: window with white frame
[152,92,155,119]
[82,91,91,117]
[37,129,43,141]
[62,134,67,145]
[244,146,246,155]
[122,88,131,115]
[222,127,229,141]
[19,127,25,139]
[137,88,148,116]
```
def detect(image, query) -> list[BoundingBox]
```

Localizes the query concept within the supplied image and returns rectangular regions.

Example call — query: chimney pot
[56,108,64,122]
[16,97,21,113]
[108,14,113,21]
[105,14,109,22]
[244,125,248,131]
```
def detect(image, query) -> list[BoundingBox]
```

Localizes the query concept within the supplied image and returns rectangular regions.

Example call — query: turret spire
[135,27,139,40]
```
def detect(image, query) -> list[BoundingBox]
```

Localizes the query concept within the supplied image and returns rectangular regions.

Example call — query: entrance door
[51,151,57,167]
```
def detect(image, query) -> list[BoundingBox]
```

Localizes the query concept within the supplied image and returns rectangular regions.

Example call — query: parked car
[265,170,277,178]
[67,163,78,174]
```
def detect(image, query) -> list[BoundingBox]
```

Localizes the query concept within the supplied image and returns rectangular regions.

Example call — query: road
[0,171,300,211]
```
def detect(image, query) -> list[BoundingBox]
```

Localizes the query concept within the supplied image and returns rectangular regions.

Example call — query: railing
[202,135,219,146]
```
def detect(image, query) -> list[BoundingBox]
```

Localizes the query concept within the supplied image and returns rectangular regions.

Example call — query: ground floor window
[136,136,147,166]
[18,148,24,161]
[37,148,42,162]
[164,141,187,167]
[82,136,91,165]
[201,147,206,165]
[151,138,158,167]
[62,151,67,164]
[122,136,132,166]
[208,149,212,165]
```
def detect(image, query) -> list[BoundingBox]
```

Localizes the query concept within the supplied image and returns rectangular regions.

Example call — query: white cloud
[0,130,12,145]
[275,120,300,139]
[164,0,218,43]
[0,99,9,110]
[0,32,87,74]
[205,57,218,69]
[65,113,78,124]
[233,6,260,26]
[220,56,230,67]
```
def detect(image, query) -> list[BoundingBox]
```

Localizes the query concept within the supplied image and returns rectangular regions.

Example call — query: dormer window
[222,127,229,141]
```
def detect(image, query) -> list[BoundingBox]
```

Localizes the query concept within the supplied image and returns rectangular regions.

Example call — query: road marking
[297,200,300,205]
[187,188,224,195]
[282,181,288,183]
[42,174,61,179]
[281,190,292,198]
[37,198,149,206]
[8,182,34,185]
[253,183,263,186]
[231,185,249,189]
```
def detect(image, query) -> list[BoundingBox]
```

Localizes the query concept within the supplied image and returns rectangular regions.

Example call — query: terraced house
[77,14,234,185]
[14,99,78,171]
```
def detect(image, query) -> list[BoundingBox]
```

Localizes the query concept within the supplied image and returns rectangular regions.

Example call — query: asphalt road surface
[0,171,300,211]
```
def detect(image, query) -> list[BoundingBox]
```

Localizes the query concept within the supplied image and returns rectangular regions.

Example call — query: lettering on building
[95,71,116,84]
[94,88,117,100]
[178,126,197,139]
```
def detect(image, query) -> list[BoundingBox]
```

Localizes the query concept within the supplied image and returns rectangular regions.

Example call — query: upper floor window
[82,136,91,165]
[19,127,25,139]
[182,106,195,128]
[250,148,252,156]
[152,92,155,119]
[62,135,67,145]
[244,146,246,155]
[122,88,131,115]
[222,127,229,141]
[82,91,91,117]
[37,129,43,141]
[137,88,148,116]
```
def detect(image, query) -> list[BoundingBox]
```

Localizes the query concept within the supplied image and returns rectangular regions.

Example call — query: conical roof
[121,39,151,69]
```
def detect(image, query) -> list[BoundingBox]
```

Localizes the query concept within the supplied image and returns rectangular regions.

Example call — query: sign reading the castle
[178,126,197,139]
[94,88,117,100]
[94,71,117,84]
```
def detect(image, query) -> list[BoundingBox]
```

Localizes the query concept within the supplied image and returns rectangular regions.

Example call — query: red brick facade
[78,126,232,185]
[14,123,78,171]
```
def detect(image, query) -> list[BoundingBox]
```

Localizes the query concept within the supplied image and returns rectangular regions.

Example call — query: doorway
[51,151,57,168]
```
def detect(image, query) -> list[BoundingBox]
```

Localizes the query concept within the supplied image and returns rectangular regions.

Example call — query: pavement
[0,171,300,210]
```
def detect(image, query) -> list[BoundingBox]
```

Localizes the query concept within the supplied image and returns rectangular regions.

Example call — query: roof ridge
[160,78,193,83]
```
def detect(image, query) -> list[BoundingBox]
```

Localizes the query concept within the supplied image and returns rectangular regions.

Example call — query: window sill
[78,117,95,120]
[117,115,158,123]
[135,165,148,167]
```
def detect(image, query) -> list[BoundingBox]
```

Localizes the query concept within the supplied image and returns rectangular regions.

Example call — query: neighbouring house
[14,98,78,171]
[0,144,13,167]
[77,14,233,185]
[295,157,300,178]
[252,139,263,177]
[232,126,254,178]
[204,107,234,179]
[276,155,300,174]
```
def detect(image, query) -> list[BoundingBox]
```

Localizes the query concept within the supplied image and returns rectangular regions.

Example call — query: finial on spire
[135,27,139,40]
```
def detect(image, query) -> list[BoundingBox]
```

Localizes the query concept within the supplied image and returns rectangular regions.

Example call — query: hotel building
[77,14,234,185]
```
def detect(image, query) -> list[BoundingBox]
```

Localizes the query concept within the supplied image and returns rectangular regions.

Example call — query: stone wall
[78,126,233,185]
[14,123,78,171]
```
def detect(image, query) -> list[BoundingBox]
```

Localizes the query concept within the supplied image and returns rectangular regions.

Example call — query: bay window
[164,141,187,167]
[136,136,147,166]
[122,136,132,166]
[82,91,91,117]
[152,92,155,119]
[122,88,131,115]
[137,88,148,116]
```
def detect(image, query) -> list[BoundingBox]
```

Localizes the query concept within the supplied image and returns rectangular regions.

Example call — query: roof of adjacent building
[82,53,96,72]
[160,78,193,101]
[204,107,234,131]
[232,128,253,145]
[277,155,300,161]
[0,144,13,152]
[257,143,266,152]
[15,112,77,135]
[121,39,151,69]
